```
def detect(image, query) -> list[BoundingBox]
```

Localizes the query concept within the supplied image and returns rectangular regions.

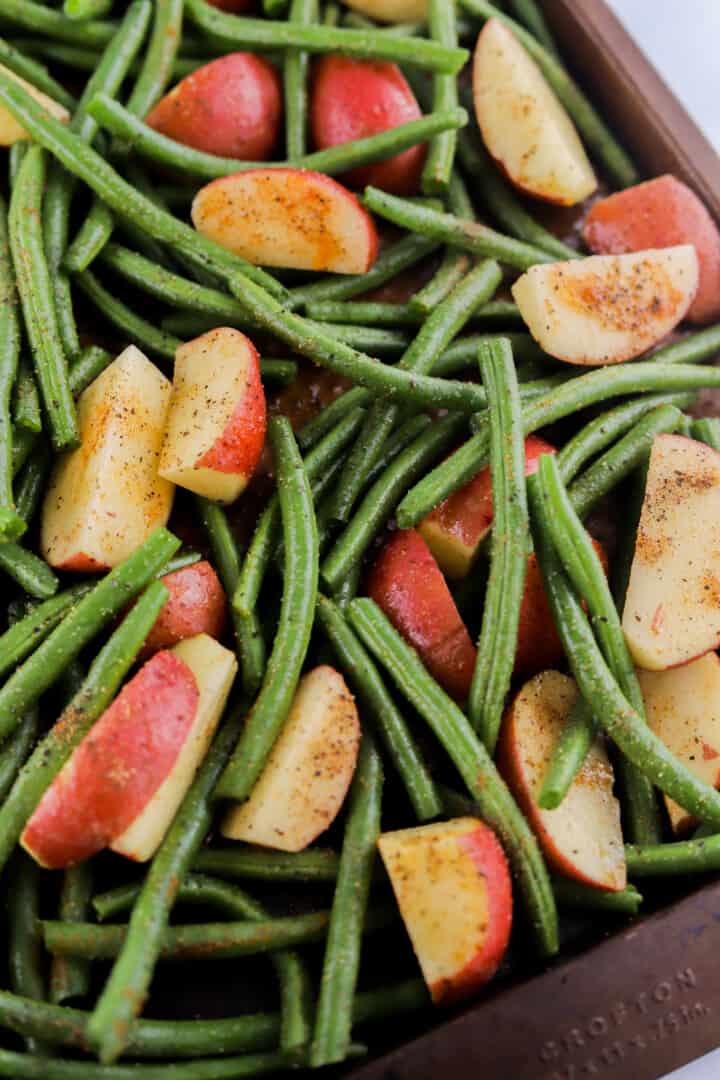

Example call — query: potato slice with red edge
[111,634,237,862]
[222,665,360,851]
[21,651,200,870]
[472,19,596,206]
[0,64,69,146]
[192,168,378,274]
[622,433,720,671]
[366,528,476,700]
[583,175,720,325]
[378,818,512,1006]
[310,56,425,195]
[146,54,281,161]
[419,435,555,579]
[159,327,266,504]
[638,654,720,834]
[498,670,626,892]
[41,345,173,572]
[140,560,227,656]
[512,247,699,366]
[340,0,427,21]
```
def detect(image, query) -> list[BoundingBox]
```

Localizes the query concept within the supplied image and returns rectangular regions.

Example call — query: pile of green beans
[3,3,720,1076]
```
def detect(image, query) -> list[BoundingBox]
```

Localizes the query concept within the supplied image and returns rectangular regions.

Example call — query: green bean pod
[0,193,25,541]
[626,834,720,878]
[8,853,47,1055]
[422,0,459,193]
[0,37,76,111]
[50,863,94,1005]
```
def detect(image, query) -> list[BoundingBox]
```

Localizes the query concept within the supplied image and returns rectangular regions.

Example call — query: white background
[587,3,719,1077]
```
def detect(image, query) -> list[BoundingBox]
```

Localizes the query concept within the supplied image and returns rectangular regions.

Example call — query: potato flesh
[41,345,173,569]
[472,19,596,206]
[221,665,360,851]
[339,0,427,23]
[111,634,238,862]
[512,246,699,365]
[623,434,720,669]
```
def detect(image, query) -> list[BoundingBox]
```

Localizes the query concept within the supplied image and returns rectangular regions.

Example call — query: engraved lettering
[653,981,672,1003]
[587,1017,608,1038]
[564,1029,585,1052]
[635,993,649,1014]
[540,1042,560,1064]
[676,967,697,990]
[610,1002,628,1027]
[600,1042,625,1066]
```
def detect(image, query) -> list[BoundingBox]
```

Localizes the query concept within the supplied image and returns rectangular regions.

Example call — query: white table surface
[587,5,720,1077]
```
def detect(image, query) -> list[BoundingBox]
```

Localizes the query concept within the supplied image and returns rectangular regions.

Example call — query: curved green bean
[0,193,25,541]
[74,268,180,360]
[626,834,720,878]
[1,1,117,47]
[537,696,598,810]
[67,344,113,397]
[0,543,59,600]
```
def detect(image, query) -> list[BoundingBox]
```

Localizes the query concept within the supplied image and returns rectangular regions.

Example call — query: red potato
[419,435,556,580]
[512,247,699,366]
[366,528,476,700]
[499,671,626,891]
[159,327,266,503]
[0,64,69,145]
[340,0,427,21]
[146,54,281,162]
[111,635,237,861]
[638,653,720,834]
[21,652,199,869]
[141,560,227,656]
[222,665,360,851]
[583,175,720,324]
[310,56,426,195]
[41,345,174,572]
[192,168,378,274]
[622,434,720,671]
[378,818,512,1006]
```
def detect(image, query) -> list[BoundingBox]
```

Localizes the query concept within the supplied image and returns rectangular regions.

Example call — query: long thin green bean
[74,268,181,360]
[0,192,25,541]
[284,0,316,159]
[0,709,38,806]
[50,863,94,1005]
[1,1,117,47]
[422,0,459,193]
[0,584,91,682]
[537,696,598,810]
[8,853,47,1056]
[626,834,720,878]
[0,37,76,111]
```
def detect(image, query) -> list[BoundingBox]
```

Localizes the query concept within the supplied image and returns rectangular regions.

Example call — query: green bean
[0,193,25,542]
[317,594,441,820]
[8,853,47,1055]
[0,543,58,600]
[552,879,642,915]
[348,597,559,957]
[297,387,371,450]
[0,710,38,805]
[0,70,286,298]
[691,417,720,451]
[192,497,265,697]
[0,527,178,743]
[537,696,598,810]
[322,413,466,593]
[284,0,316,159]
[9,147,78,451]
[0,579,170,875]
[8,140,28,188]
[67,344,112,396]
[260,359,298,386]
[1,1,117,46]
[626,834,720,878]
[184,0,468,73]
[304,320,410,356]
[216,419,318,801]
[311,736,383,1066]
[11,427,37,476]
[64,0,114,19]
[88,91,467,184]
[567,404,683,521]
[232,409,364,618]
[86,707,246,1064]
[12,38,202,81]
[412,247,471,316]
[421,0,459,193]
[470,339,529,748]
[536,453,661,844]
[364,185,555,270]
[651,324,720,365]
[287,233,439,311]
[528,473,720,829]
[74,269,180,360]
[304,297,522,329]
[557,393,696,486]
[327,259,501,524]
[194,847,341,883]
[0,37,76,111]
[457,0,637,188]
[12,360,41,434]
[51,862,94,1005]
[93,874,312,1052]
[0,980,426,1060]
[228,273,489,413]
[13,443,46,525]
[397,362,720,526]
[507,0,558,53]
[0,1048,291,1079]
[432,331,544,375]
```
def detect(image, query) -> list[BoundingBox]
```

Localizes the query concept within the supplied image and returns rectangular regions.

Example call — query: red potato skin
[366,528,477,700]
[141,561,227,656]
[146,54,282,161]
[21,653,198,869]
[431,824,513,1006]
[583,175,720,324]
[196,339,267,474]
[310,56,426,195]
[515,541,609,678]
[423,435,556,565]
